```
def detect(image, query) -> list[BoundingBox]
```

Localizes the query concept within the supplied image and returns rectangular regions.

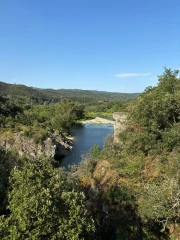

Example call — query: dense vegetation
[0,81,138,104]
[0,82,51,104]
[77,68,180,239]
[0,68,179,239]
[37,88,138,102]
[0,151,94,239]
[0,83,128,140]
[85,99,130,118]
[0,97,86,145]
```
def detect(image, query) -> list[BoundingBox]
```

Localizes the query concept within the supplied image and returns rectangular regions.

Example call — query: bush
[0,157,95,239]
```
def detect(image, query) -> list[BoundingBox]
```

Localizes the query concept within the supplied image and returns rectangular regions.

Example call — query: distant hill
[37,88,139,102]
[0,81,139,103]
[0,81,50,102]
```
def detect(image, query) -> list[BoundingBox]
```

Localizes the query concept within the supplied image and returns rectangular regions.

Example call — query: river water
[59,123,114,169]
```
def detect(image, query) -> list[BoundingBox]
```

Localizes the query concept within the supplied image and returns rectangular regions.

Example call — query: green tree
[132,68,180,131]
[0,147,18,216]
[120,68,180,155]
[0,157,94,239]
[139,177,180,232]
[51,100,85,133]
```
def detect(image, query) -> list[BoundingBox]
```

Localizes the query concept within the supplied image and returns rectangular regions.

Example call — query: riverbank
[81,117,115,125]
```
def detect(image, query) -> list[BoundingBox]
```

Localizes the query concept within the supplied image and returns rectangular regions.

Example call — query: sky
[0,0,180,93]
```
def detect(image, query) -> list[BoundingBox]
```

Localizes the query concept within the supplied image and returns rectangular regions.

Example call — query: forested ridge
[0,81,138,103]
[0,68,180,239]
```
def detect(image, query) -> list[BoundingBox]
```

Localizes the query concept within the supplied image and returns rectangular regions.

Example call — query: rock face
[0,131,72,158]
[113,112,128,143]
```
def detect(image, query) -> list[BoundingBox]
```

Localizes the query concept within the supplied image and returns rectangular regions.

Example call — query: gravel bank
[81,117,115,125]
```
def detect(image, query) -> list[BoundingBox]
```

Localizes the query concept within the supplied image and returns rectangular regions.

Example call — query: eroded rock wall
[0,131,72,158]
[113,112,128,143]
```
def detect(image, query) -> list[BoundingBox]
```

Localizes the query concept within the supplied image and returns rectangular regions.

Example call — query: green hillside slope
[0,81,139,103]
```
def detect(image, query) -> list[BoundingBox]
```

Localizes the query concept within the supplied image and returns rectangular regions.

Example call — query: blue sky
[0,0,179,93]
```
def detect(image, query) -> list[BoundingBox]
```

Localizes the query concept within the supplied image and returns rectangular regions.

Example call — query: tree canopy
[0,157,94,239]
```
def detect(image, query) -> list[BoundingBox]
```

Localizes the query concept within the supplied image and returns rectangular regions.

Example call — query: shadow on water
[54,154,66,161]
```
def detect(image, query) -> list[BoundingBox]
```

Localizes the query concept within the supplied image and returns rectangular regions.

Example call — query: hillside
[0,81,139,103]
[0,81,49,102]
[37,88,139,102]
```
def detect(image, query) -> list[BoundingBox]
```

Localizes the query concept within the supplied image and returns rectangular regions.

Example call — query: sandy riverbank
[81,117,115,125]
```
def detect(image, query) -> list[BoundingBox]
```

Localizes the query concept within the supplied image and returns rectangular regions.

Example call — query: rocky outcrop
[82,160,118,222]
[0,131,72,158]
[113,112,128,143]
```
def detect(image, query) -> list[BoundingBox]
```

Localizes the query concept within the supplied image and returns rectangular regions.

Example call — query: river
[59,123,114,169]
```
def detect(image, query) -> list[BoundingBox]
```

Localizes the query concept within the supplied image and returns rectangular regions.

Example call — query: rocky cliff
[0,131,72,158]
[113,112,128,143]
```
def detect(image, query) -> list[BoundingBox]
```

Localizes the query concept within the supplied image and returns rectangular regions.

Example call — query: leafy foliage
[120,68,180,155]
[0,157,94,239]
[139,177,180,231]
[50,100,85,133]
[0,147,19,216]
